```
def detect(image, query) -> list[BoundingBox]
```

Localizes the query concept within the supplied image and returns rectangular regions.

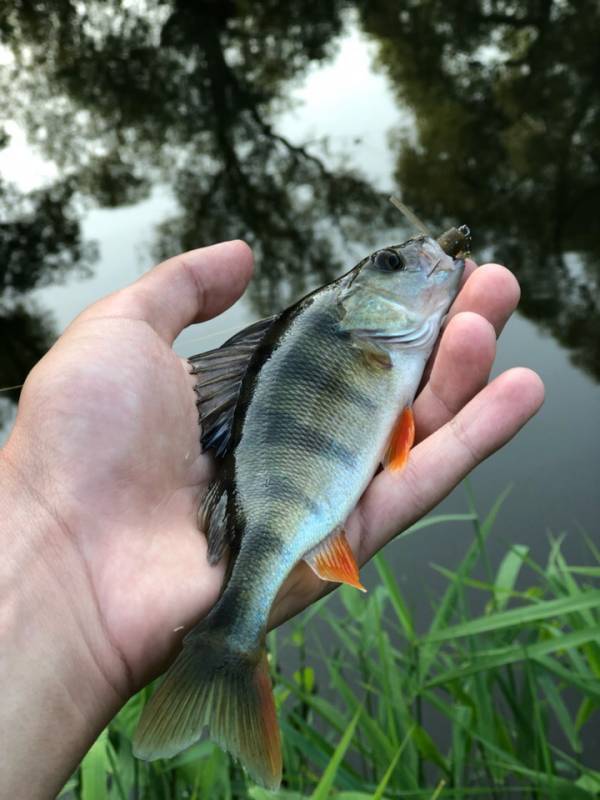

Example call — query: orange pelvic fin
[385,406,415,472]
[304,528,366,592]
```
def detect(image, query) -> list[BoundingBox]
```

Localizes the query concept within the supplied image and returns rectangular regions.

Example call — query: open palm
[4,240,543,704]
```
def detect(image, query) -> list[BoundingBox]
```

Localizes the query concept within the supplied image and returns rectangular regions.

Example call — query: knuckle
[399,458,430,523]
[449,414,481,466]
[179,255,208,317]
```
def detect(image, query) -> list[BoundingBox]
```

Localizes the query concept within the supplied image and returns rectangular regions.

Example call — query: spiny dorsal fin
[189,315,277,458]
[303,528,366,592]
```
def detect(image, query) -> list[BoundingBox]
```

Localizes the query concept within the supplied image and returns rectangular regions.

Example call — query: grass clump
[63,493,600,799]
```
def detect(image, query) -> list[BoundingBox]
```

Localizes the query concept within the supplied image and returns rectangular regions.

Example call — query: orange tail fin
[133,632,281,789]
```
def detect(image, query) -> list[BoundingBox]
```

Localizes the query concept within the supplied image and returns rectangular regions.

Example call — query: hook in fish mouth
[388,197,472,259]
[427,257,442,277]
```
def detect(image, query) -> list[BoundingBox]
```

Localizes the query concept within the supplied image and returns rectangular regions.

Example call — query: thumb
[76,240,254,344]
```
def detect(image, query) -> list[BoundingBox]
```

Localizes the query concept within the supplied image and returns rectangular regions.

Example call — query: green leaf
[310,710,361,800]
[80,729,110,800]
[293,666,315,694]
[574,696,599,731]
[451,705,472,791]
[429,779,447,800]
[427,626,600,686]
[538,673,581,753]
[492,761,594,798]
[374,554,415,642]
[57,776,79,798]
[575,772,600,792]
[249,789,304,800]
[340,582,367,618]
[420,489,510,678]
[422,591,600,644]
[412,725,449,775]
[494,545,529,610]
[534,654,600,702]
[401,512,477,537]
[371,726,415,800]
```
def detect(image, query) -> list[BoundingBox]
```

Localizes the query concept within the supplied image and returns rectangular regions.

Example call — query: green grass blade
[494,545,529,610]
[538,672,582,753]
[310,710,361,800]
[371,726,415,800]
[533,654,600,701]
[422,591,600,643]
[374,554,416,642]
[426,626,600,686]
[429,779,447,800]
[57,777,79,798]
[489,761,594,799]
[80,729,110,800]
[420,489,511,678]
[401,512,477,537]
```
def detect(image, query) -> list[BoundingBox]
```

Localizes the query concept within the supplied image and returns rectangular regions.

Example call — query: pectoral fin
[353,338,393,369]
[384,406,415,472]
[304,529,366,592]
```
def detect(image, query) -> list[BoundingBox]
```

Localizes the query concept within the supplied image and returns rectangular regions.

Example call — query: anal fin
[385,406,415,472]
[304,529,366,592]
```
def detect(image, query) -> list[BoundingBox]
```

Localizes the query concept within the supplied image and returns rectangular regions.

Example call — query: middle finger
[415,263,521,440]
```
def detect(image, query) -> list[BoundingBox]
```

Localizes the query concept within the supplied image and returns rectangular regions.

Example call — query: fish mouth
[417,238,460,277]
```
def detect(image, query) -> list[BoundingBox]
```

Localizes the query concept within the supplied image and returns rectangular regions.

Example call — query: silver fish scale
[228,288,421,637]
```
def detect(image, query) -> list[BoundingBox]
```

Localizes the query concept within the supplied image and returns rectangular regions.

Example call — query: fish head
[354,225,470,318]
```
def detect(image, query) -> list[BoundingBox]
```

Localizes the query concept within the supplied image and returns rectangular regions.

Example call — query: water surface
[1,0,598,630]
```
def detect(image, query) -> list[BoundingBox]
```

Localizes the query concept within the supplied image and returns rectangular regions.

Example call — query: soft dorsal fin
[189,315,277,458]
[303,528,366,592]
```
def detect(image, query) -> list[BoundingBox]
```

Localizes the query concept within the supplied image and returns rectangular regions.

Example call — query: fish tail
[133,624,281,789]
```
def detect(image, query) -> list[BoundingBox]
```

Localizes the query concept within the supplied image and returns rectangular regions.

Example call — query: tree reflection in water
[1,0,599,420]
[0,136,97,421]
[358,0,600,377]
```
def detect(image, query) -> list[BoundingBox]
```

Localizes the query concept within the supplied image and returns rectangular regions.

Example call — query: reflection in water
[358,0,600,377]
[0,0,599,420]
[0,153,98,414]
[0,301,55,426]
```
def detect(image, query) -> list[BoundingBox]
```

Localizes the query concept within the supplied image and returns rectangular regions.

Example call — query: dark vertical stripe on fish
[262,410,357,468]
[274,353,376,412]
[263,476,321,516]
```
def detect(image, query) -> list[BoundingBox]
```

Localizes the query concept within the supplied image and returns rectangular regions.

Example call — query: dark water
[1,0,599,693]
[2,0,599,531]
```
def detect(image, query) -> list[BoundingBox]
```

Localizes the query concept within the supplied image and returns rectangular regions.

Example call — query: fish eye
[373,249,404,271]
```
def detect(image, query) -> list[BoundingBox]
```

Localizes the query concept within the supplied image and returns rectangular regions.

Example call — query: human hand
[0,240,543,797]
[0,241,253,797]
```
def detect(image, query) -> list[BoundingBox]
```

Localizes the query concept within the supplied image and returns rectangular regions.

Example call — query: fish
[133,224,471,788]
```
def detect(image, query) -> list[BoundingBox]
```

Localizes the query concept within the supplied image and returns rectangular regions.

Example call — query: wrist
[0,448,126,798]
